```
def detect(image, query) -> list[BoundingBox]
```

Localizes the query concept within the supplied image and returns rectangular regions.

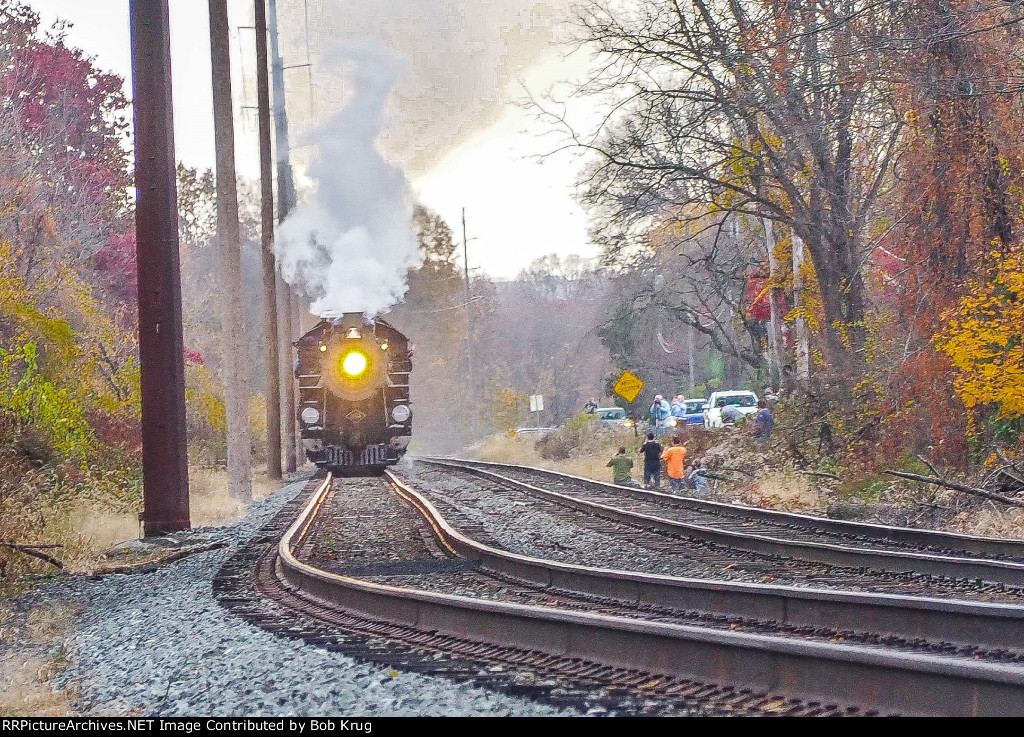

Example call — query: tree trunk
[763,219,786,388]
[687,321,695,392]
[209,0,252,501]
[791,232,810,386]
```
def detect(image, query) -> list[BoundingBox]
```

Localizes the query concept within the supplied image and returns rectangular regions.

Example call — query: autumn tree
[384,206,468,451]
[871,1,1024,453]
[568,0,907,381]
[937,247,1024,422]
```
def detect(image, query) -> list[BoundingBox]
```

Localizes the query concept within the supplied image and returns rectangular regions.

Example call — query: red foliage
[86,409,142,457]
[743,276,772,322]
[0,40,129,176]
[92,231,138,306]
[882,349,970,469]
[184,348,205,366]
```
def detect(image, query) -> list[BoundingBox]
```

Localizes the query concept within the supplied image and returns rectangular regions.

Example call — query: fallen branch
[1,542,64,569]
[914,454,945,480]
[995,448,1024,479]
[80,541,227,577]
[993,449,1024,488]
[884,470,1024,510]
[802,471,841,480]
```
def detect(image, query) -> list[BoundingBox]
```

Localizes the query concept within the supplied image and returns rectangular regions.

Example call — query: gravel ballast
[30,478,574,717]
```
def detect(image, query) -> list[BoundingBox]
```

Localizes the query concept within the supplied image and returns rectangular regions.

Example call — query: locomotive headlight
[300,407,321,425]
[341,350,369,377]
[391,405,411,423]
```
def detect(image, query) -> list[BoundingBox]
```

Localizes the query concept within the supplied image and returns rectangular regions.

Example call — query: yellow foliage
[937,249,1024,418]
[186,365,227,435]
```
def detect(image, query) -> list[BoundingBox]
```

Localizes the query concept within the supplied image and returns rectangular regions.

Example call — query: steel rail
[434,458,1024,559]
[273,473,1024,716]
[423,458,1024,586]
[387,471,1024,654]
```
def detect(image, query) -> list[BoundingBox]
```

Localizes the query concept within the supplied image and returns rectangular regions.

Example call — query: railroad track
[217,470,1024,716]
[423,458,1024,588]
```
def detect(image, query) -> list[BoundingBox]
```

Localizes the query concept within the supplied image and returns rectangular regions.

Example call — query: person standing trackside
[650,395,671,428]
[661,436,688,492]
[752,399,774,449]
[638,432,663,488]
[584,398,598,414]
[606,446,637,487]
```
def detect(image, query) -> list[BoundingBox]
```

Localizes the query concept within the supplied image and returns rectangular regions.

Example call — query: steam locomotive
[294,313,412,473]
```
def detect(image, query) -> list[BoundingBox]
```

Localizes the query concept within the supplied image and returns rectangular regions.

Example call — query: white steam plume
[276,44,421,317]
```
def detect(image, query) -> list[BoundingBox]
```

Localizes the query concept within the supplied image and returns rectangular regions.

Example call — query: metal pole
[130,0,190,535]
[268,0,298,473]
[254,0,282,479]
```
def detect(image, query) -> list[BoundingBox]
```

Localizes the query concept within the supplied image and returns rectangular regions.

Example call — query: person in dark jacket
[638,432,663,488]
[752,399,774,449]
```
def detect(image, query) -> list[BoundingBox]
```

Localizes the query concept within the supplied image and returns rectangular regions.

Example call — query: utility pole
[254,0,282,480]
[462,208,476,439]
[209,0,252,501]
[268,0,298,473]
[131,0,190,535]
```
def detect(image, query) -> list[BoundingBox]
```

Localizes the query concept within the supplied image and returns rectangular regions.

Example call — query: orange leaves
[936,248,1024,419]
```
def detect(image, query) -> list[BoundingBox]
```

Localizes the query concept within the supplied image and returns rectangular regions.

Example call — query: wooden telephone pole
[130,0,190,534]
[254,0,282,479]
[209,0,252,500]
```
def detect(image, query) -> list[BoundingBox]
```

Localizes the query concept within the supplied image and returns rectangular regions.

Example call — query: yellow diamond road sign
[612,370,644,403]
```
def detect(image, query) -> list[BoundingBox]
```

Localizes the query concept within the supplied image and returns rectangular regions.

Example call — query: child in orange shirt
[661,436,687,492]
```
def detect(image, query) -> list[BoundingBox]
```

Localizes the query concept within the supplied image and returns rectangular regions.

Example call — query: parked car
[681,399,707,426]
[703,390,759,428]
[593,407,634,428]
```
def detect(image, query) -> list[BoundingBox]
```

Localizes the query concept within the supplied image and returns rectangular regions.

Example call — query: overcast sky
[28,0,598,279]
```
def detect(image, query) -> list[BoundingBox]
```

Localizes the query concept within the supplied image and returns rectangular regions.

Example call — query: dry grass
[741,472,826,512]
[474,430,832,513]
[21,467,285,576]
[0,602,80,717]
[474,431,639,485]
[950,507,1024,540]
[0,469,288,716]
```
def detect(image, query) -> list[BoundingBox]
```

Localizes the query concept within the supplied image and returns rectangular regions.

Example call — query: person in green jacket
[607,446,637,487]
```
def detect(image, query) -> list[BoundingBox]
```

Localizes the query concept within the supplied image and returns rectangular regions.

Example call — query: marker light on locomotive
[341,350,369,377]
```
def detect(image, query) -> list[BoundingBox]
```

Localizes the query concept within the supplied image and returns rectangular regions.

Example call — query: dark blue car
[681,399,707,426]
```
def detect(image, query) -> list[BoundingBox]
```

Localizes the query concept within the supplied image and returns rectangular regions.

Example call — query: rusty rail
[271,472,1024,716]
[427,458,1024,586]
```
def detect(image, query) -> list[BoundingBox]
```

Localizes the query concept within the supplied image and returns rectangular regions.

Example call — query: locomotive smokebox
[295,312,412,473]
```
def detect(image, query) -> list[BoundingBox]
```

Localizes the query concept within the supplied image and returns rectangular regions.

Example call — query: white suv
[703,390,759,428]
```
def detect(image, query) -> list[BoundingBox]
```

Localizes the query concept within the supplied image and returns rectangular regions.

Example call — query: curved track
[220,470,1024,716]
[424,458,1024,587]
